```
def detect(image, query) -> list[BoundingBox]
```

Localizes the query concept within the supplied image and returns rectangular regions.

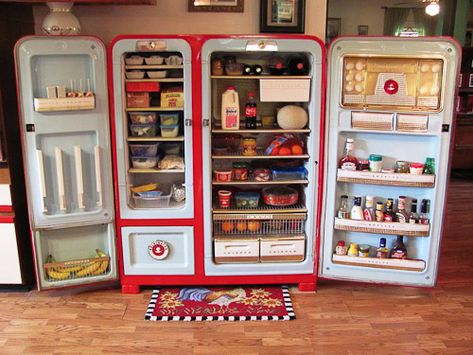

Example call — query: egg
[355,61,364,70]
[432,64,441,73]
[419,86,428,95]
[346,62,355,70]
[346,73,354,81]
[345,84,354,92]
[355,73,364,82]
[430,86,439,95]
[355,84,363,93]
[420,64,430,73]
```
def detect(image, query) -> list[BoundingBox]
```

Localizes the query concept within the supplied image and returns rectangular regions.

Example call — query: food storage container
[262,187,298,206]
[369,154,383,172]
[129,112,157,124]
[131,156,158,169]
[165,56,183,65]
[217,190,232,208]
[234,192,260,208]
[214,170,232,182]
[145,56,164,65]
[253,168,271,182]
[129,124,157,137]
[129,143,159,157]
[212,147,228,156]
[147,71,167,79]
[225,63,243,76]
[125,71,145,79]
[232,162,249,181]
[126,92,150,108]
[159,113,179,125]
[271,167,308,181]
[358,244,371,258]
[160,124,179,138]
[125,56,144,65]
[162,143,181,155]
[133,191,171,208]
[409,162,424,175]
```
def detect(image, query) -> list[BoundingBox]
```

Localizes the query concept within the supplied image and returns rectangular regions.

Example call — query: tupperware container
[129,143,159,157]
[262,187,298,206]
[133,191,171,208]
[159,113,180,125]
[271,167,308,181]
[125,56,144,65]
[234,191,260,208]
[129,112,157,124]
[145,56,164,65]
[131,156,158,169]
[126,71,145,79]
[162,143,181,155]
[129,124,157,137]
[160,124,179,138]
[147,70,167,79]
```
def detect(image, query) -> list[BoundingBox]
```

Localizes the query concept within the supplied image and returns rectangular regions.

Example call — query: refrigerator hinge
[202,119,209,127]
[442,124,450,132]
[185,119,192,127]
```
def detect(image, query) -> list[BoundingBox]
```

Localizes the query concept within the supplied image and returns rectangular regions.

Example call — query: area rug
[144,285,295,321]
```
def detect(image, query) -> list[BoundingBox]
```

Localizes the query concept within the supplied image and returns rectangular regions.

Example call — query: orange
[247,221,261,232]
[291,144,303,155]
[221,221,234,233]
[279,147,291,156]
[236,221,247,232]
[270,147,280,156]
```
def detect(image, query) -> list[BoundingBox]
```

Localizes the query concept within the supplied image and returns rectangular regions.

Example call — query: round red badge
[148,240,170,260]
[384,80,399,95]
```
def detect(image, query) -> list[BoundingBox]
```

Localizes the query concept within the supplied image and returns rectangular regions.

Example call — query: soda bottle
[245,92,257,129]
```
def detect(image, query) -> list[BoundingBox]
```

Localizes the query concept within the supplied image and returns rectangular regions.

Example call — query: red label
[224,107,239,128]
[384,80,399,95]
[152,244,165,257]
[245,107,256,117]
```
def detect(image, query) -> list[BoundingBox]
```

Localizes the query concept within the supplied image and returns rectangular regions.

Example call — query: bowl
[126,71,145,79]
[147,71,167,79]
[165,56,183,65]
[125,56,144,65]
[145,56,164,65]
[262,187,298,206]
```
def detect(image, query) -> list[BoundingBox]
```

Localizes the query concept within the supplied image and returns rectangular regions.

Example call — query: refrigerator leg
[121,284,141,294]
[298,282,317,292]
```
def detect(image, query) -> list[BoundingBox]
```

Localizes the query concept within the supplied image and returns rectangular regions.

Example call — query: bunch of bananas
[45,249,110,281]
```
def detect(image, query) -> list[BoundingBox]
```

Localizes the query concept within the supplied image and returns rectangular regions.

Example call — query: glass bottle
[244,92,257,129]
[375,202,385,222]
[376,238,389,258]
[395,196,409,223]
[339,138,358,171]
[408,199,419,224]
[363,196,375,221]
[389,236,408,259]
[347,243,359,257]
[242,64,252,75]
[423,157,435,175]
[419,199,430,225]
[253,64,263,75]
[335,241,348,255]
[337,195,350,219]
[350,196,364,220]
[384,198,396,222]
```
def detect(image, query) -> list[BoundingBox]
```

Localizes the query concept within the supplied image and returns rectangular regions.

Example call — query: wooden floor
[1,178,473,354]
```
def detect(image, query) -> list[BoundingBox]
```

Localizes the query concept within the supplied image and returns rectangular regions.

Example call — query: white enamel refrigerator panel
[0,223,22,284]
[319,37,460,286]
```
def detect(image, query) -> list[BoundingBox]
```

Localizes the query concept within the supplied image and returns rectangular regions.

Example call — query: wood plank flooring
[1,177,472,354]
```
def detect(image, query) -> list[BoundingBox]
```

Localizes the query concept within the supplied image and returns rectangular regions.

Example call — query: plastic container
[214,170,232,182]
[147,71,167,79]
[217,190,232,208]
[145,56,164,65]
[130,124,157,137]
[253,169,271,182]
[131,156,158,169]
[129,143,159,157]
[125,56,144,65]
[271,167,308,181]
[165,56,183,65]
[160,124,179,138]
[410,162,424,175]
[221,86,240,130]
[129,112,157,124]
[133,192,171,208]
[159,113,179,125]
[262,187,298,206]
[234,192,260,208]
[162,143,181,155]
[369,154,383,172]
[126,71,145,79]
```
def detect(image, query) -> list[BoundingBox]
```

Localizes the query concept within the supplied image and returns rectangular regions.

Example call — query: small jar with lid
[335,241,348,255]
[369,154,383,172]
[395,160,409,174]
[241,137,257,156]
[357,159,369,171]
[347,243,359,257]
[232,162,249,181]
[358,244,370,258]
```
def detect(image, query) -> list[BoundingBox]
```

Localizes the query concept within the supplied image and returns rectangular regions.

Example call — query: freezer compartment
[121,226,194,275]
[34,223,117,289]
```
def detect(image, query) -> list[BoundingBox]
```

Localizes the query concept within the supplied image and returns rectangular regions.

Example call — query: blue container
[271,166,308,181]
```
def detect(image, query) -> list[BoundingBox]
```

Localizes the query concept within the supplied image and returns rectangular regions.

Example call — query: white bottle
[350,196,364,220]
[221,86,240,130]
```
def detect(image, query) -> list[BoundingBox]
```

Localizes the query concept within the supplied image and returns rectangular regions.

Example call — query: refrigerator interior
[15,37,116,289]
[320,38,460,286]
[111,38,194,220]
[201,38,324,276]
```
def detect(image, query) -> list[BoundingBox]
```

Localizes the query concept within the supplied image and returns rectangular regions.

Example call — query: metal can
[358,244,370,258]
[395,160,409,174]
[232,162,249,181]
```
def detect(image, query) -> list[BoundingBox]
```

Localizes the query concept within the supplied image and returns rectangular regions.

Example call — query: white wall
[33,0,326,43]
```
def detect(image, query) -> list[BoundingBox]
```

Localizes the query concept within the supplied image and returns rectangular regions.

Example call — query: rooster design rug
[145,286,295,321]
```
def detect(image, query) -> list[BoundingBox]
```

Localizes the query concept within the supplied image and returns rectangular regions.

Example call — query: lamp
[42,2,81,35]
[425,1,440,16]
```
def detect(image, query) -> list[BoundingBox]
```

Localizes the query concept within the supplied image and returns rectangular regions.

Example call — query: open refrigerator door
[319,37,460,286]
[15,36,117,290]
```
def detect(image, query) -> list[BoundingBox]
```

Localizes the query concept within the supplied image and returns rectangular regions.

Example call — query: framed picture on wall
[260,0,305,33]
[188,0,244,12]
[326,17,341,43]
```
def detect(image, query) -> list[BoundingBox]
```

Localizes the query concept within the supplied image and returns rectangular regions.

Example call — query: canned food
[241,138,257,156]
[232,162,249,181]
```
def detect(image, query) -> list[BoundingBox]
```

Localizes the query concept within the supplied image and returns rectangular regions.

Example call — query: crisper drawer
[121,226,194,275]
[0,221,22,284]
[214,237,260,263]
[260,235,305,262]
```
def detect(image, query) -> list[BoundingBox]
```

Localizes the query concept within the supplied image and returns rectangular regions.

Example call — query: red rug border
[144,285,295,321]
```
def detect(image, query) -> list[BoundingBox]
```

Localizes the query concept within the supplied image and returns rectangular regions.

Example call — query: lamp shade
[42,2,81,35]
[425,2,440,16]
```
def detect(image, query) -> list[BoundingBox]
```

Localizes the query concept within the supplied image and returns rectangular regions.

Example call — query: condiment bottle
[363,196,375,221]
[395,196,409,223]
[384,198,396,222]
[221,86,240,130]
[369,154,383,172]
[376,238,389,259]
[408,199,419,224]
[350,196,364,220]
[419,199,430,225]
[423,157,435,175]
[358,244,370,258]
[347,243,359,257]
[337,195,350,219]
[389,236,408,259]
[244,92,257,129]
[339,138,358,171]
[375,202,385,222]
[335,241,348,255]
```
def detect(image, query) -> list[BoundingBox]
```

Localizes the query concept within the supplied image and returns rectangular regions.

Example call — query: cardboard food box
[160,87,184,108]
[126,92,150,108]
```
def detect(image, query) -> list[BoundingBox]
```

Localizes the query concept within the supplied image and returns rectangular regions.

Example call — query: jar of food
[358,244,370,258]
[214,170,232,182]
[211,58,224,76]
[253,168,271,182]
[395,160,409,174]
[369,154,383,172]
[232,162,249,181]
[335,241,348,255]
[241,137,257,156]
[357,159,369,171]
[409,162,424,175]
[347,243,359,257]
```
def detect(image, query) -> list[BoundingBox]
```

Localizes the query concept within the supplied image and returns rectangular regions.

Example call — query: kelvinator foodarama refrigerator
[15,35,460,292]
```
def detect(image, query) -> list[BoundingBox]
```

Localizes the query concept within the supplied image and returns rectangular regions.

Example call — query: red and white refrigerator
[15,35,460,292]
